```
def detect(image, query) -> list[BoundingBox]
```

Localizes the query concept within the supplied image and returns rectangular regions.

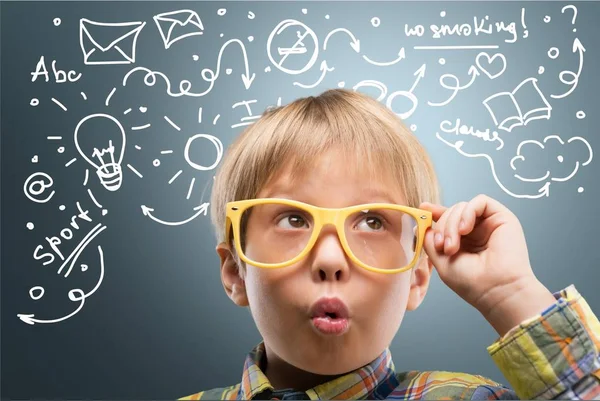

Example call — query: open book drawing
[483,78,552,132]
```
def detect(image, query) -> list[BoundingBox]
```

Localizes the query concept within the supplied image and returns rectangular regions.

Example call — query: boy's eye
[356,216,384,231]
[277,214,308,229]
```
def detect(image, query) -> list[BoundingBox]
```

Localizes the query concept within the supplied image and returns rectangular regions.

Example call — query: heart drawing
[475,52,507,80]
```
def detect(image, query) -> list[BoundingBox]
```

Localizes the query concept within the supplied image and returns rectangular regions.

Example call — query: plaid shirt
[180,285,600,400]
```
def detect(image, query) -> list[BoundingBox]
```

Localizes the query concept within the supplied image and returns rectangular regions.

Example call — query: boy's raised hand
[419,195,556,336]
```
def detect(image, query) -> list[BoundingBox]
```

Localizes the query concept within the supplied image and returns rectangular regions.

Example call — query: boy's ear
[216,242,249,307]
[406,254,434,311]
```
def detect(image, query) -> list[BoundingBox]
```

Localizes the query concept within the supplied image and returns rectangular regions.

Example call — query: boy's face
[218,148,433,375]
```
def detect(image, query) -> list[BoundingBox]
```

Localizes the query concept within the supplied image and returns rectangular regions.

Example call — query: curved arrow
[18,246,105,325]
[362,47,405,67]
[141,202,209,226]
[436,132,551,199]
[551,38,585,99]
[323,28,360,52]
[204,38,256,89]
[428,65,479,107]
[18,290,85,325]
[293,60,334,88]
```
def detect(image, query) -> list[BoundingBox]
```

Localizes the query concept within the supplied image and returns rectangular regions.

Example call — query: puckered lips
[309,297,350,336]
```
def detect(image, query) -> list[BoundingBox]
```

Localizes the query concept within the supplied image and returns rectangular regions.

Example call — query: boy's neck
[263,343,346,392]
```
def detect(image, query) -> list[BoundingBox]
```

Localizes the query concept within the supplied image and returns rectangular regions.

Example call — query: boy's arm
[419,197,599,399]
[487,285,600,400]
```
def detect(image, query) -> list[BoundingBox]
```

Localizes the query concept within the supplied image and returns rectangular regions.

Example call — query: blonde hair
[210,88,441,269]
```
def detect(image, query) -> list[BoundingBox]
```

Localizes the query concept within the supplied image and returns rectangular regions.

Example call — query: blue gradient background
[2,1,599,399]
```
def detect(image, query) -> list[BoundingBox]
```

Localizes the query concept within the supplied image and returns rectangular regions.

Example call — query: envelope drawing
[80,19,146,65]
[153,9,204,49]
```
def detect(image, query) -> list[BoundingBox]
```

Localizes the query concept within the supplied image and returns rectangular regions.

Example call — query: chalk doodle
[153,9,205,49]
[510,135,593,184]
[483,77,552,132]
[17,3,593,326]
[122,35,257,98]
[475,52,506,79]
[550,38,585,99]
[74,113,127,192]
[24,172,55,203]
[428,65,480,107]
[267,19,319,74]
[79,19,146,65]
[19,245,106,325]
[141,202,210,226]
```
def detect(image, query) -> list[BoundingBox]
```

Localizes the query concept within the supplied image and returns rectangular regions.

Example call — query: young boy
[180,89,600,400]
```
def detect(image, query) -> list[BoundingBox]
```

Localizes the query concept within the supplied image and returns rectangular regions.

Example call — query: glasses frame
[225,198,432,274]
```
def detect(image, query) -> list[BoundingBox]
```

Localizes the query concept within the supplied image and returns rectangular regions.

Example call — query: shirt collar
[239,341,396,400]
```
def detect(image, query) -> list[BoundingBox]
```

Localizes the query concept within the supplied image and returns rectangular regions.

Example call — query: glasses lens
[242,203,314,265]
[344,207,418,270]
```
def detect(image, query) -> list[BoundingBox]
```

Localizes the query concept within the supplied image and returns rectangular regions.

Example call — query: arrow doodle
[293,60,334,88]
[141,202,210,226]
[18,246,105,325]
[323,27,360,52]
[551,38,585,99]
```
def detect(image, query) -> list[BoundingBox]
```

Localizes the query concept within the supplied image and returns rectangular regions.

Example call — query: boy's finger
[444,202,468,256]
[433,229,444,252]
[432,204,454,252]
[467,194,508,220]
[459,201,478,236]
[419,202,448,221]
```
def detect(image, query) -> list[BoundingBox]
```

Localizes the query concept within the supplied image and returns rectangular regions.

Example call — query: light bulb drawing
[74,113,126,191]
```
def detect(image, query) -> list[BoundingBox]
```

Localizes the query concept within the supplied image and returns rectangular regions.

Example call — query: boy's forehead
[258,157,407,206]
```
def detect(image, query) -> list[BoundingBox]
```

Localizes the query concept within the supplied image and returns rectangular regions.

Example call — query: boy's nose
[309,225,350,282]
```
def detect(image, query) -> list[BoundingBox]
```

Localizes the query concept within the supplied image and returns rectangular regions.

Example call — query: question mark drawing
[562,4,578,32]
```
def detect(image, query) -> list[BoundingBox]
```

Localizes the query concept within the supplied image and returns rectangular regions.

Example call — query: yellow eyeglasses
[225,198,432,274]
